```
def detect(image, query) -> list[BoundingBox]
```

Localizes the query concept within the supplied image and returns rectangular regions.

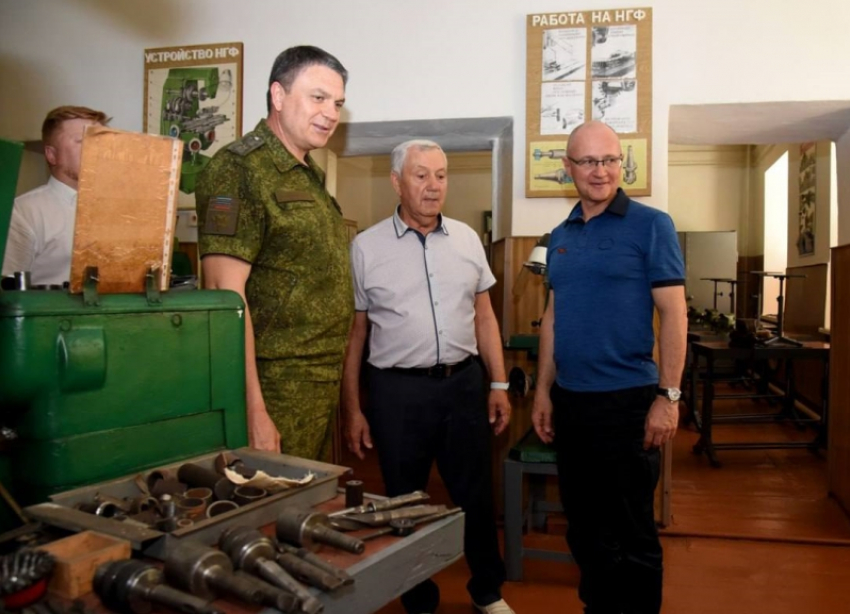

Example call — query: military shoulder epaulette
[227,132,265,156]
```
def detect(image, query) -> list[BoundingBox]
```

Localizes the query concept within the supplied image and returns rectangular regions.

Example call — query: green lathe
[0,138,248,523]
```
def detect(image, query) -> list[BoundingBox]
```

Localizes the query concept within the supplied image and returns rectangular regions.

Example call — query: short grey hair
[390,139,445,175]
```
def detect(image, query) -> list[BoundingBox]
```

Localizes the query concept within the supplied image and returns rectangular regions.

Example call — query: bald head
[562,121,623,211]
[566,120,621,159]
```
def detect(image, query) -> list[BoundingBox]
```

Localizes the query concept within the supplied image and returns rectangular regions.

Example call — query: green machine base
[0,288,248,507]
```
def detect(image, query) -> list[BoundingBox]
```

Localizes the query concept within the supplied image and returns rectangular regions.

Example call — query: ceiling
[669,101,850,145]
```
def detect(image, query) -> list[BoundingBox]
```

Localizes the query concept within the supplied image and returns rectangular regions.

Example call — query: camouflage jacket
[196,119,353,381]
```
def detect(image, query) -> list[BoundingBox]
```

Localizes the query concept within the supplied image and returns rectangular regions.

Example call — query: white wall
[763,151,789,314]
[667,145,745,235]
[3,0,850,238]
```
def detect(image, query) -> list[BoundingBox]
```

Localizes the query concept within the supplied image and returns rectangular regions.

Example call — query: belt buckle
[428,364,448,378]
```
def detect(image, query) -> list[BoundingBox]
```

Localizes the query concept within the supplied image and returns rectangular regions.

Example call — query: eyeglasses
[567,155,624,169]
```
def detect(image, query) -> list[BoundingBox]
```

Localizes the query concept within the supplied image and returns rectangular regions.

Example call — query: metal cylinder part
[175,497,206,520]
[344,481,364,508]
[177,463,236,501]
[277,542,353,586]
[232,570,300,614]
[184,487,213,505]
[277,509,365,554]
[220,526,323,614]
[177,463,221,491]
[233,486,266,506]
[163,540,265,604]
[275,552,344,592]
[205,500,239,518]
[94,559,223,614]
[345,504,446,527]
[128,496,160,515]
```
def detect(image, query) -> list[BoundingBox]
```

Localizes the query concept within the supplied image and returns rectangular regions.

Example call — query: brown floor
[339,389,850,614]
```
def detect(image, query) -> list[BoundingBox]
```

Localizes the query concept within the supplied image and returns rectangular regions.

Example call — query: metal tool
[219,526,323,614]
[232,571,300,614]
[177,463,235,501]
[359,518,416,542]
[276,542,353,587]
[344,504,447,527]
[277,509,365,554]
[275,550,344,593]
[163,540,267,605]
[344,480,364,508]
[358,507,461,541]
[328,490,429,519]
[94,559,223,614]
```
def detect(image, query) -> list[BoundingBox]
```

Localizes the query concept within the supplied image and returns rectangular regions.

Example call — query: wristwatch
[490,382,510,391]
[657,387,681,403]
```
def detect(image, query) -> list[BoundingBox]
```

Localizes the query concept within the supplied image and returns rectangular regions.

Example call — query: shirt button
[439,330,444,335]
[434,301,439,306]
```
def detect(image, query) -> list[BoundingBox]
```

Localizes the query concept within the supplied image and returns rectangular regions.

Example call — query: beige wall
[336,152,492,237]
[747,144,789,259]
[667,145,747,239]
[16,149,49,196]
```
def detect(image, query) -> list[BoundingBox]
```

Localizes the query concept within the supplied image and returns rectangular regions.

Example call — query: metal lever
[328,490,430,518]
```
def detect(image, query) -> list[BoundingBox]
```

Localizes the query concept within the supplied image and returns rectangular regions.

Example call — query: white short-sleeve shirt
[350,207,496,369]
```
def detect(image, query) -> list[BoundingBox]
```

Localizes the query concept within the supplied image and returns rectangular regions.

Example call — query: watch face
[667,388,682,402]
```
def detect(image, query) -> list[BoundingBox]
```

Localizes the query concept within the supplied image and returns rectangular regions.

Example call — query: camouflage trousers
[258,371,341,461]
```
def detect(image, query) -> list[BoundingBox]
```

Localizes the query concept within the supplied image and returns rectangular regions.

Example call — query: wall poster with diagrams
[526,8,652,198]
[144,42,243,207]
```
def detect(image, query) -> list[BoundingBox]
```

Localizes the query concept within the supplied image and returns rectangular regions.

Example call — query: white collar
[47,175,78,204]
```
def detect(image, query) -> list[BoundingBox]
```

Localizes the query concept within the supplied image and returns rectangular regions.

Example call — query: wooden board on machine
[69,126,182,294]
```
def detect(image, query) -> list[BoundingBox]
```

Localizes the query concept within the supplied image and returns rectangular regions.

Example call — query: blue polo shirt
[547,189,684,392]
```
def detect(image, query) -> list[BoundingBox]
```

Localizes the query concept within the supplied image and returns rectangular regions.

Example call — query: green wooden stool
[503,428,574,581]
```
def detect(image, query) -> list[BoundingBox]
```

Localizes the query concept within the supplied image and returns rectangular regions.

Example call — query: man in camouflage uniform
[195,46,353,459]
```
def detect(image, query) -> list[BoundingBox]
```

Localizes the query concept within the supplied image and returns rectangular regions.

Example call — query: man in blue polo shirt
[532,121,687,614]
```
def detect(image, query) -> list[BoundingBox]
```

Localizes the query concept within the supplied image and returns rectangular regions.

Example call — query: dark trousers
[551,384,662,614]
[366,361,505,613]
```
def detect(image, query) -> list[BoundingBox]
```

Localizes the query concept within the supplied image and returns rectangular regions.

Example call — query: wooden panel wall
[785,263,828,336]
[737,255,764,319]
[785,263,828,408]
[829,245,850,515]
[489,237,545,517]
[492,237,548,341]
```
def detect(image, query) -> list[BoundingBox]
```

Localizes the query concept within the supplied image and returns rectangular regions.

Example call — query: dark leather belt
[389,355,475,378]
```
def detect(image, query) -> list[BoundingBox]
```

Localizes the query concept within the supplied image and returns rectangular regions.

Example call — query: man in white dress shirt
[2,105,109,286]
[342,139,514,614]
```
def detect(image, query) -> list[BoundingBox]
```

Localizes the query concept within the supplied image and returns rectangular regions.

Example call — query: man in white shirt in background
[2,105,109,286]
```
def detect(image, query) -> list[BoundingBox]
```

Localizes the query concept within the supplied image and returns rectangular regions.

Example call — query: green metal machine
[0,139,248,519]
[159,67,230,193]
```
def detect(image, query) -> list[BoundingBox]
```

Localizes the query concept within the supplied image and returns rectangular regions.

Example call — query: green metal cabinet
[0,289,248,504]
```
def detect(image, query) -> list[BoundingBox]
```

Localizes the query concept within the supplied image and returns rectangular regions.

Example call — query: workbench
[302,496,464,614]
[689,340,830,467]
[25,450,465,614]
